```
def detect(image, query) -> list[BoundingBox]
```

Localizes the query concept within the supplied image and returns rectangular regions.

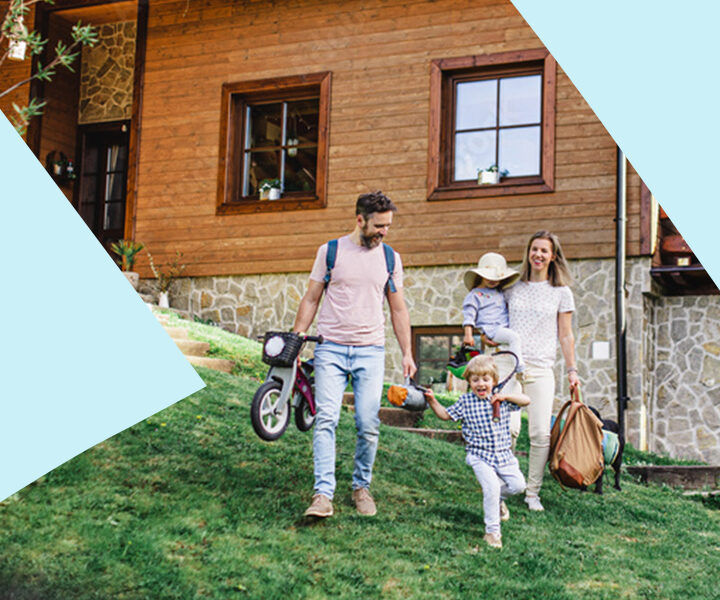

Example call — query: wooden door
[76,122,130,254]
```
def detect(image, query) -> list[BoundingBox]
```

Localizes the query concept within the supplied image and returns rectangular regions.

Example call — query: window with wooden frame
[427,49,556,201]
[217,72,331,215]
[411,326,465,388]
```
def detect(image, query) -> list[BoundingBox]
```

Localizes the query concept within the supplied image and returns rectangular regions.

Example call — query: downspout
[616,146,629,433]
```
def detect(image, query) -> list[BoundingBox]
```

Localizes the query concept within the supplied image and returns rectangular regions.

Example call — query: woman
[503,230,580,512]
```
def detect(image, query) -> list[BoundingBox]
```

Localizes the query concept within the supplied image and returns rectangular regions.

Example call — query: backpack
[323,238,397,294]
[548,389,604,489]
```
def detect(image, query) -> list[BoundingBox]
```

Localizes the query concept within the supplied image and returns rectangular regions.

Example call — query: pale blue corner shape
[510,1,720,288]
[0,112,205,502]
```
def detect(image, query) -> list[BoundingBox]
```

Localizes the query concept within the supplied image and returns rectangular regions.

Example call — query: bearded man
[293,191,416,518]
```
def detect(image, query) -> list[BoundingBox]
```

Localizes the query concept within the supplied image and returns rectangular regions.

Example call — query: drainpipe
[616,146,629,434]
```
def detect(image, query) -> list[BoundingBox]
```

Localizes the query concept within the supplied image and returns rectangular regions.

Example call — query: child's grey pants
[466,453,526,535]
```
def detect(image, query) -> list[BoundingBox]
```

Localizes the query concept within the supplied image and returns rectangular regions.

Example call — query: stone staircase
[155,313,235,373]
[342,392,463,444]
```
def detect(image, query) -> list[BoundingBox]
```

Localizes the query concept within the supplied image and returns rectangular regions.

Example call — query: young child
[425,355,529,549]
[462,252,526,377]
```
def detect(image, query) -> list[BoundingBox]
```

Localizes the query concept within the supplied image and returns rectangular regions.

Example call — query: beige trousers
[505,365,556,497]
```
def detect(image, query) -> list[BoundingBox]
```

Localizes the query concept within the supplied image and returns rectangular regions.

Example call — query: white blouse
[504,280,575,369]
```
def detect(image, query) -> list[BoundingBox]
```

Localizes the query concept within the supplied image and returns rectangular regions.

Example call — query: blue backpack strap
[383,243,397,294]
[324,239,338,289]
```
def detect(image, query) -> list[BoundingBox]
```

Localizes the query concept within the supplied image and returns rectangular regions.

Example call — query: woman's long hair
[519,230,573,287]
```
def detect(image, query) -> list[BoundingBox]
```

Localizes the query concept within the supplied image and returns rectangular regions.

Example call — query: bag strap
[383,243,397,294]
[550,398,582,460]
[324,239,397,296]
[324,239,338,289]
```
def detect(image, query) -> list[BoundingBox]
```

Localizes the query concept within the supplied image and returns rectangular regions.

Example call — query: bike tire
[294,396,316,432]
[251,381,290,441]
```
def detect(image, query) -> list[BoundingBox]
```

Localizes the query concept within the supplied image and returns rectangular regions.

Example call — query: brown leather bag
[548,389,604,488]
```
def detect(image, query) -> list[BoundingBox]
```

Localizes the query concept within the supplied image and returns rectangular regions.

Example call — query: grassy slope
[0,317,718,600]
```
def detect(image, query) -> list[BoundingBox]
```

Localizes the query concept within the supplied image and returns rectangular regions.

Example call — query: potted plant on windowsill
[477,164,509,185]
[148,251,186,308]
[110,239,145,289]
[259,178,282,200]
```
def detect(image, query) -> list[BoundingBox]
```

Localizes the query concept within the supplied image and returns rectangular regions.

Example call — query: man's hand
[402,353,417,378]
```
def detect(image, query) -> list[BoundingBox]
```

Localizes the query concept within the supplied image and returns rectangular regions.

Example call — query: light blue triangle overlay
[510,0,720,288]
[0,112,205,501]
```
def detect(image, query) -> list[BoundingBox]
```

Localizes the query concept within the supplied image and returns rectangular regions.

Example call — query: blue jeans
[312,341,385,499]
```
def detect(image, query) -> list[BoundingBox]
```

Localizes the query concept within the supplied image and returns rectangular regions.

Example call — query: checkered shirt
[446,392,520,467]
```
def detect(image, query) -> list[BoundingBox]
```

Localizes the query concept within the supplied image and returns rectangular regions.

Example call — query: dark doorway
[76,121,130,253]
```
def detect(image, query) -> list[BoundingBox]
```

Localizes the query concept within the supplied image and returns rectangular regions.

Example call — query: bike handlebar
[303,334,323,344]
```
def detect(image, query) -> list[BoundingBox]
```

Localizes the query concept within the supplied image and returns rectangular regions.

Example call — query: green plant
[0,0,98,135]
[148,251,186,292]
[480,164,509,177]
[110,239,144,272]
[259,178,281,191]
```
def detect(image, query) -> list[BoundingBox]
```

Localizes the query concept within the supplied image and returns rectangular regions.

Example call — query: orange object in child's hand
[387,385,408,407]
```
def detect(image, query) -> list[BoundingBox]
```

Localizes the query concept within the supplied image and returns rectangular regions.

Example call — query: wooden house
[2,0,718,463]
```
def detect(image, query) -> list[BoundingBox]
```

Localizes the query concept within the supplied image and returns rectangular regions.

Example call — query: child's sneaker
[499,500,510,521]
[483,533,502,549]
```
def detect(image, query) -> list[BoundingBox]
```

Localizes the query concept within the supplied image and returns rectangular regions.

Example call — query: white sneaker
[499,500,510,521]
[524,495,544,512]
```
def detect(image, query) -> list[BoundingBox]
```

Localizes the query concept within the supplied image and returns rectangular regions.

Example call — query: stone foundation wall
[154,256,720,462]
[648,295,720,463]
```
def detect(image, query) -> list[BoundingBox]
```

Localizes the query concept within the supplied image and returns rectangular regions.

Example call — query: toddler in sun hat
[461,252,527,377]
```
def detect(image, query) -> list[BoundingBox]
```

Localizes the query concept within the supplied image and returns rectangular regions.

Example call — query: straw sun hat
[463,252,520,291]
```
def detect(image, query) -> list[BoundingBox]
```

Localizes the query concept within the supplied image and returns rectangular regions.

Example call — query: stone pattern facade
[649,295,720,463]
[78,22,135,124]
[155,256,720,463]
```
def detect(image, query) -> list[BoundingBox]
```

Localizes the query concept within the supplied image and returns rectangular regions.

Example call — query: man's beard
[360,232,383,249]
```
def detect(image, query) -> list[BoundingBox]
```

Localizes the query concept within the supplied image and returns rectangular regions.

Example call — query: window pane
[456,79,496,130]
[248,103,283,148]
[286,99,319,144]
[246,150,280,194]
[498,126,541,177]
[417,363,448,387]
[105,172,124,202]
[79,198,96,229]
[454,130,496,181]
[103,201,125,231]
[83,146,98,174]
[499,75,541,126]
[418,335,450,360]
[284,146,317,193]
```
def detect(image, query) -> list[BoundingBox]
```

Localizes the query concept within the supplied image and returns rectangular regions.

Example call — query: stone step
[186,355,235,373]
[164,326,189,339]
[626,465,720,490]
[347,405,423,428]
[395,427,464,444]
[174,339,210,357]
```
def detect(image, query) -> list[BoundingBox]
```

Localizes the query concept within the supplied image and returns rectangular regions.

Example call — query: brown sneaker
[304,494,333,518]
[499,500,510,522]
[352,487,377,516]
[483,533,503,549]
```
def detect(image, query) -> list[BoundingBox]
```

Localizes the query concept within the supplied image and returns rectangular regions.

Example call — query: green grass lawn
[0,314,718,599]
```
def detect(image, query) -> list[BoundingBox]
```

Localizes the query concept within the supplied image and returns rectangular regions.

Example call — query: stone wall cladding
[649,295,720,464]
[79,21,135,124]
[158,256,719,463]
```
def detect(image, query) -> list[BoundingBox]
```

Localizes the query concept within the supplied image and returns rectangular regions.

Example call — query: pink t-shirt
[309,235,403,346]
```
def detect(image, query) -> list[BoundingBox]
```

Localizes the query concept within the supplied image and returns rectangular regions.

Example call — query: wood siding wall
[0,3,34,135]
[38,14,80,203]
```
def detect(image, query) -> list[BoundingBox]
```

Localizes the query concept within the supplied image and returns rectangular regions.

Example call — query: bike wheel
[251,381,290,441]
[294,395,316,432]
